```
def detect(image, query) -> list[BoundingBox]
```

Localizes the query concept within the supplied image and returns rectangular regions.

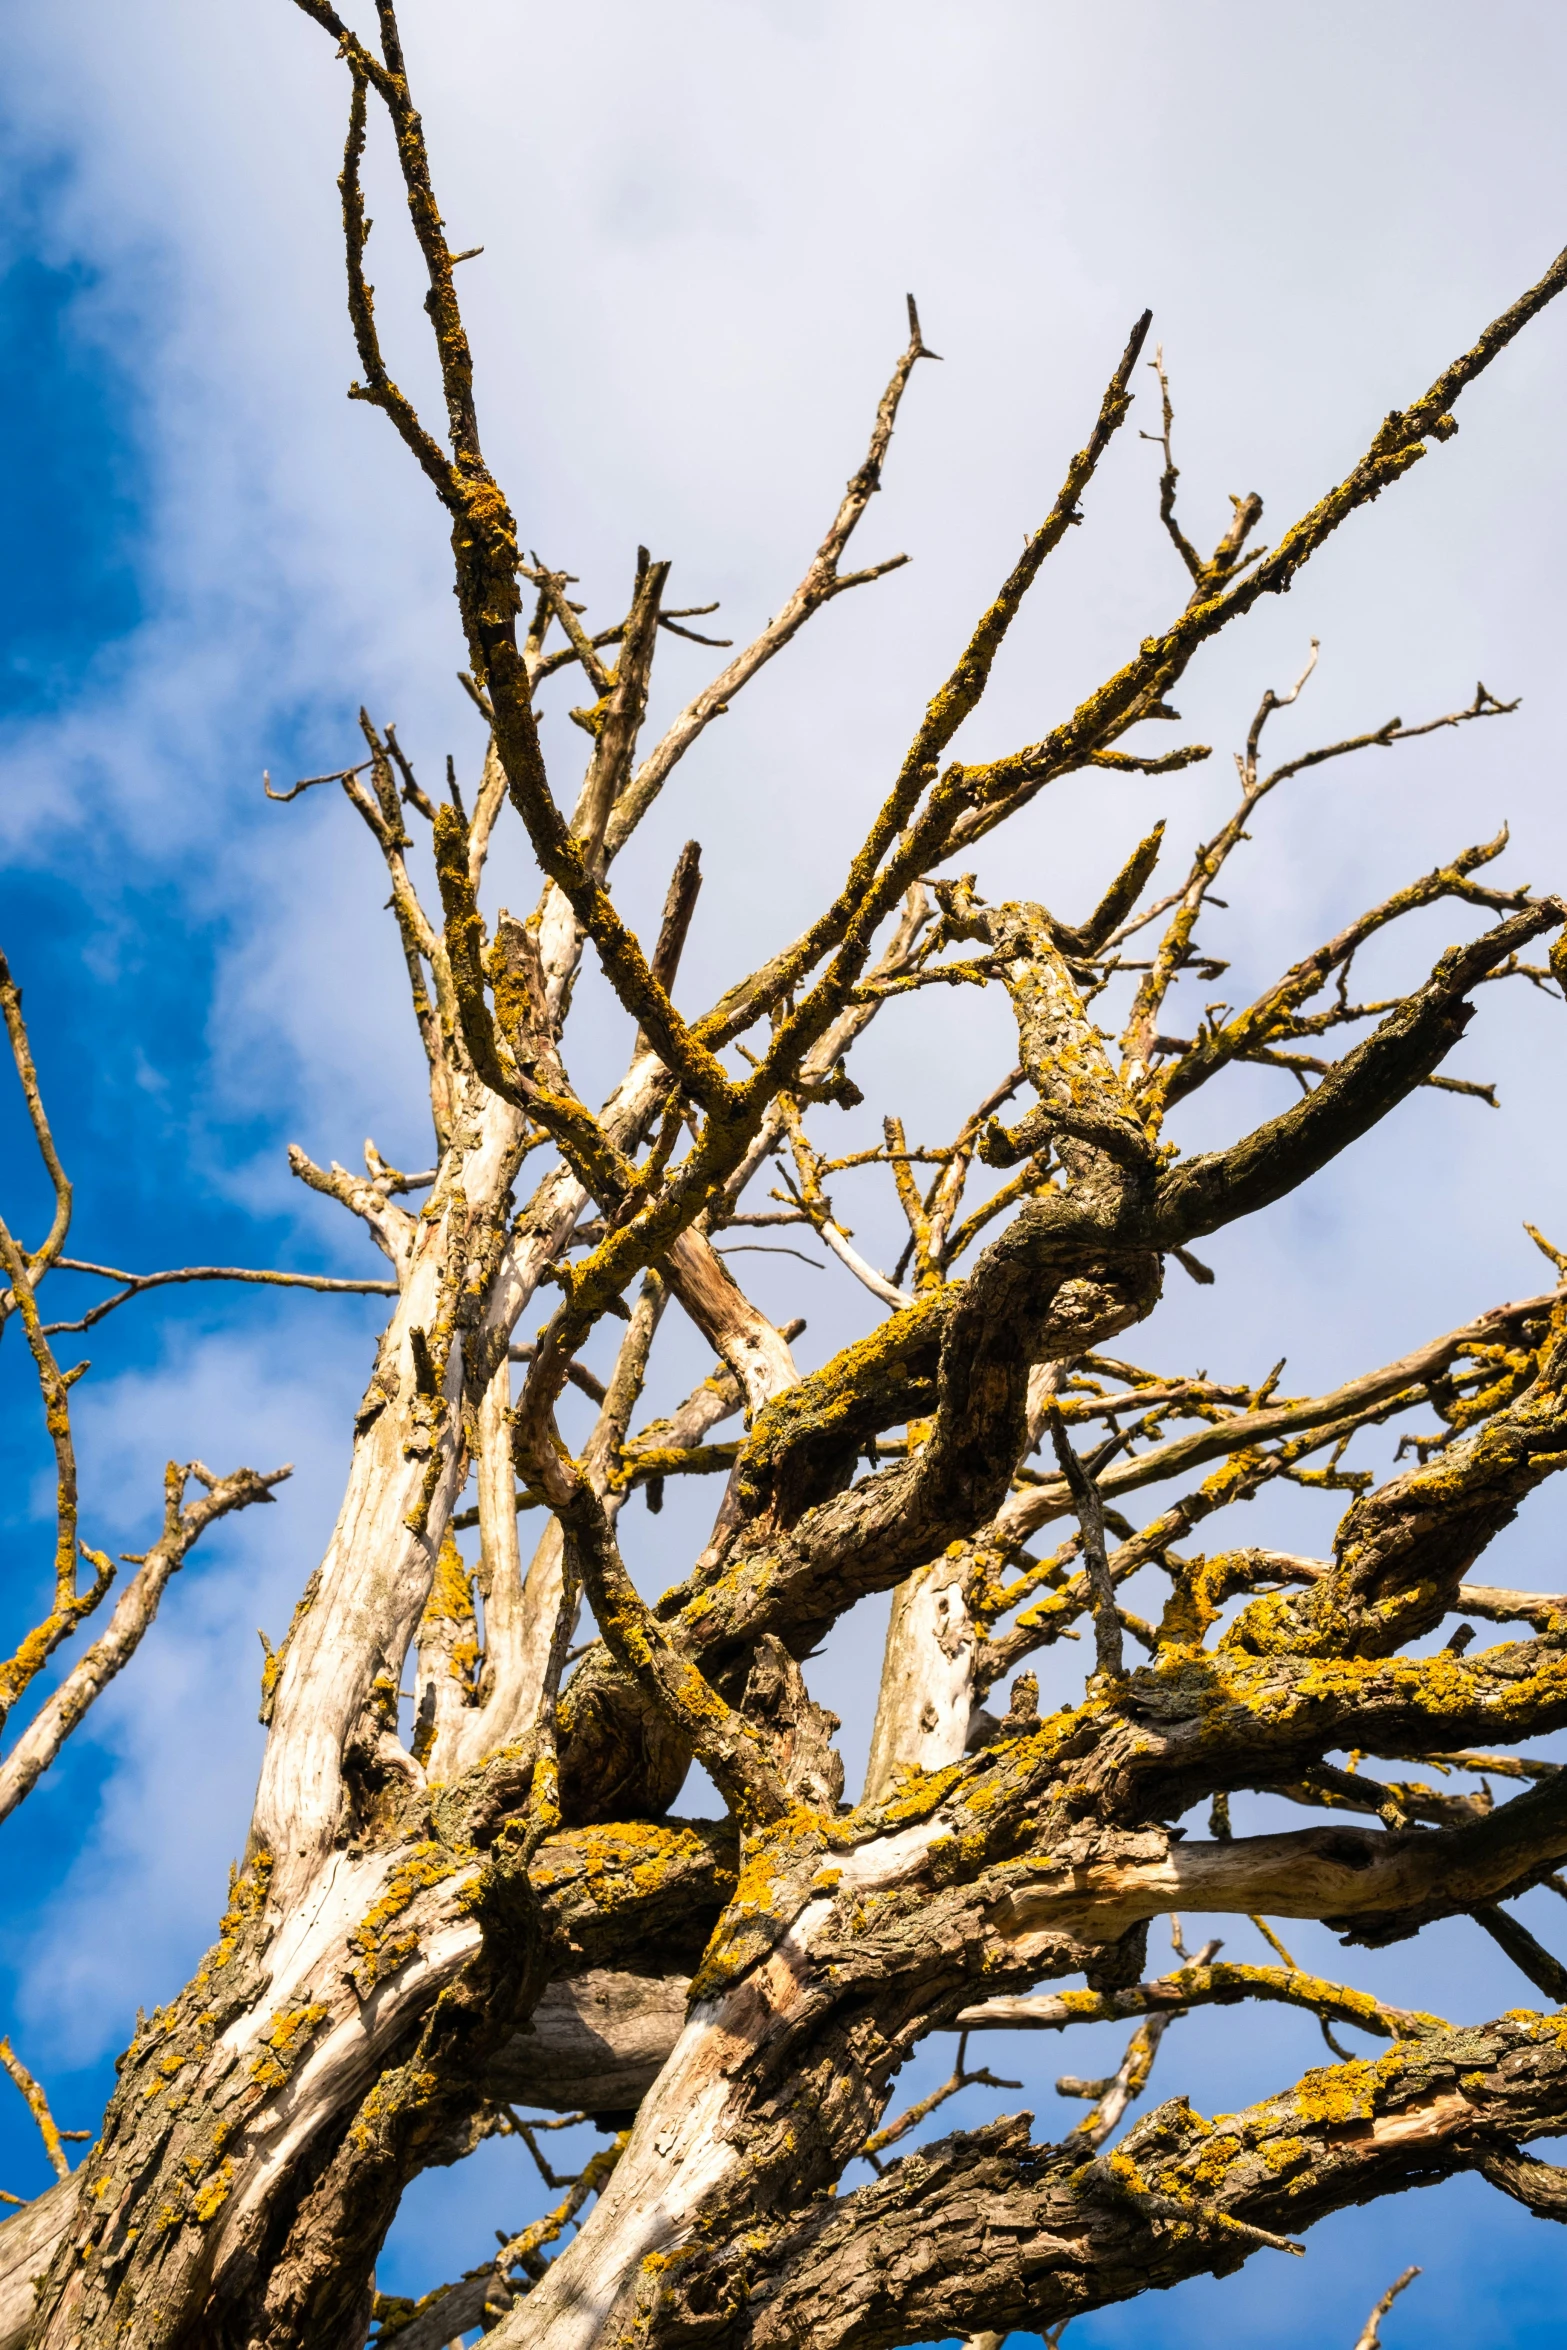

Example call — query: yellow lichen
[191,2160,235,2224]
[1288,2054,1385,2127]
[197,1850,274,1985]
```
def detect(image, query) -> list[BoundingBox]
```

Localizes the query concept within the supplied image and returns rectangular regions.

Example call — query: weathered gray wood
[488,1971,689,2114]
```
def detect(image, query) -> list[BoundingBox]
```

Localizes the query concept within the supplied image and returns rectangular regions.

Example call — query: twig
[860,2032,1021,2170]
[1048,1407,1121,1677]
[716,1243,824,1271]
[40,1259,398,1336]
[263,758,372,802]
[1469,1902,1567,2003]
[510,2108,590,2191]
[607,293,937,853]
[0,948,72,1306]
[0,1212,109,1732]
[0,2037,84,2181]
[1351,2266,1420,2350]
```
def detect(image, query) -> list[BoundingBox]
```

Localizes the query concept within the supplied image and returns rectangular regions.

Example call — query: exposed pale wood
[663,1229,798,1422]
[863,1555,978,1801]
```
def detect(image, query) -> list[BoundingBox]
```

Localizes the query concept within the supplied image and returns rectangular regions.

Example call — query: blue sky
[3,5,1567,2343]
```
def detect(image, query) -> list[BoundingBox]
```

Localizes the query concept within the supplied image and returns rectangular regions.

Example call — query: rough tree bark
[4,9,1567,2349]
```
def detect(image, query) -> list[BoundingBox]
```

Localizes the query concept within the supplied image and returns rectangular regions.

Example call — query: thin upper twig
[40,1260,398,1337]
[0,2038,86,2183]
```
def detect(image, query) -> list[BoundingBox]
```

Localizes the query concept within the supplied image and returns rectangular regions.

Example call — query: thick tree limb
[636,2009,1567,2348]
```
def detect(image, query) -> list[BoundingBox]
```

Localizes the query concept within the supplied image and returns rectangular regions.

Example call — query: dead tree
[5,6,1567,2346]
